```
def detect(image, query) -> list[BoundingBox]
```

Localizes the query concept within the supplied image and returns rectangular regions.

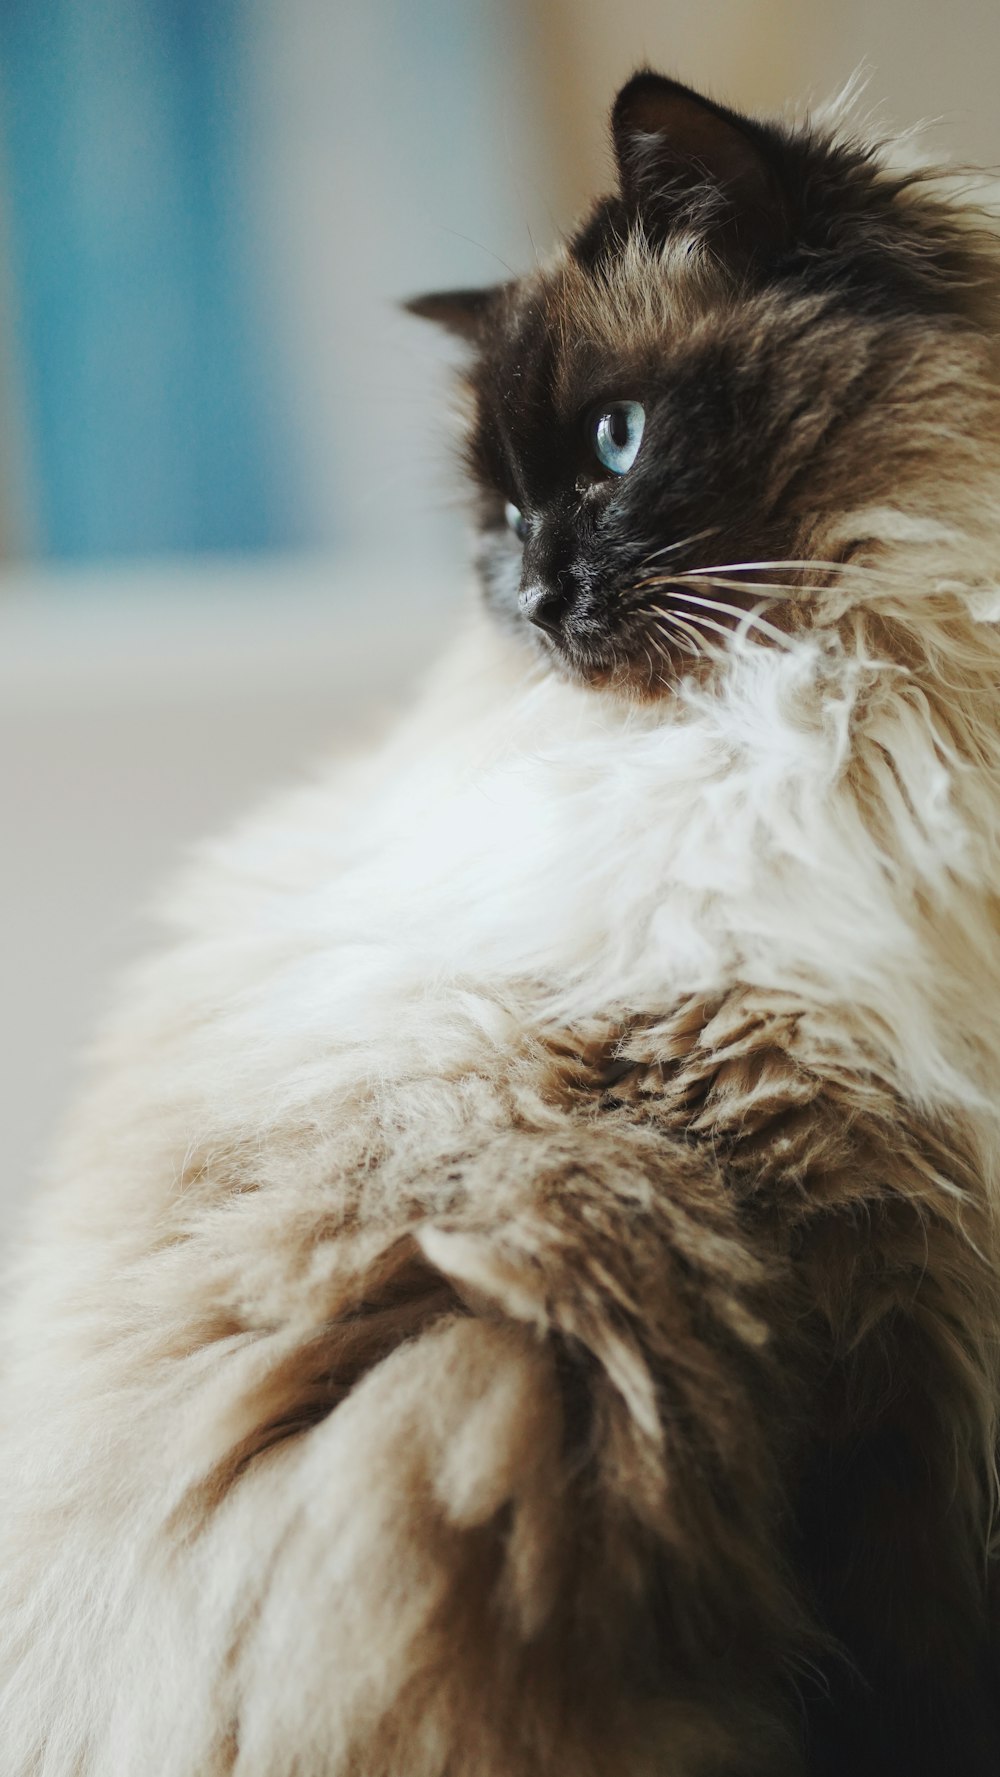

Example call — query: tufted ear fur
[403,284,500,340]
[611,70,791,261]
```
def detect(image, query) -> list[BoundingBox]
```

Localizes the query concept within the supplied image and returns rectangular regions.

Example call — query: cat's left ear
[611,71,790,259]
[403,285,499,342]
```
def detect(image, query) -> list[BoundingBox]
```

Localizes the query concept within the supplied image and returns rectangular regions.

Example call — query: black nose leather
[519,583,570,635]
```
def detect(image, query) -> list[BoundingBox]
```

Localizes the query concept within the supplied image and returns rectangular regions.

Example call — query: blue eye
[591,401,645,475]
[505,500,527,541]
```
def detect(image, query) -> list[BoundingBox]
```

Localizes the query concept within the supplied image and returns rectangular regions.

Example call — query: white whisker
[636,576,794,650]
[666,589,794,647]
[682,557,871,579]
[650,597,787,655]
[640,528,719,569]
[645,605,723,658]
[681,576,799,601]
[634,570,796,607]
[665,608,741,649]
[658,619,703,658]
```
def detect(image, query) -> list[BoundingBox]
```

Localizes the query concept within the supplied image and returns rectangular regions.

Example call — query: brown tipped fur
[3,69,1000,1777]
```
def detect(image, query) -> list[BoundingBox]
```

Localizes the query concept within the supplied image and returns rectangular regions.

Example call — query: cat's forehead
[556,230,735,353]
[481,231,735,422]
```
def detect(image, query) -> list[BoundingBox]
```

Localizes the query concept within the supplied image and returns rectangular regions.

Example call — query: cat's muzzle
[518,582,570,637]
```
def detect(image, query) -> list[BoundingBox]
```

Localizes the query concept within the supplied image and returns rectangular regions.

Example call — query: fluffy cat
[2,69,1000,1777]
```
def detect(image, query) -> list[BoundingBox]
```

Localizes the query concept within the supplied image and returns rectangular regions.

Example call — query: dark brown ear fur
[610,70,791,261]
[403,285,500,340]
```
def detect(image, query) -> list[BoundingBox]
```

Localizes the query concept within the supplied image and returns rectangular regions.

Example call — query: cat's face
[410,74,994,698]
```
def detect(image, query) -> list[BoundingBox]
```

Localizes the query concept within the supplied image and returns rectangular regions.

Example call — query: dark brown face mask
[407,71,992,698]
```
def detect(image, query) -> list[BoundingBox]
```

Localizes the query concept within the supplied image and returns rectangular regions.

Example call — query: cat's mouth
[521,570,791,696]
[522,597,710,697]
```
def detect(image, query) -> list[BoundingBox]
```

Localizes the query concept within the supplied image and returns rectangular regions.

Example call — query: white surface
[0,551,464,1220]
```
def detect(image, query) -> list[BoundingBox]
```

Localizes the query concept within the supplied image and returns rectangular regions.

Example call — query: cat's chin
[532,627,694,702]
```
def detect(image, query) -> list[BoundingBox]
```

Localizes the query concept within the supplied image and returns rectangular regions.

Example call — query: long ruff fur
[3,82,1000,1777]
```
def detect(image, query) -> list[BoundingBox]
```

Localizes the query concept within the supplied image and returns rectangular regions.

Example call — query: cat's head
[409,72,1000,698]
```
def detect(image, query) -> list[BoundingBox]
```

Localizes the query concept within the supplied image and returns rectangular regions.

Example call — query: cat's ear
[611,70,789,259]
[403,286,499,342]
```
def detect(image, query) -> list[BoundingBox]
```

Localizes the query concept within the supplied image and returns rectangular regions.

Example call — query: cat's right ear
[403,286,499,342]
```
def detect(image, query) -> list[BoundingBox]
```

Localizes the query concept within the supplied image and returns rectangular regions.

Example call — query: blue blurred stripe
[0,0,300,558]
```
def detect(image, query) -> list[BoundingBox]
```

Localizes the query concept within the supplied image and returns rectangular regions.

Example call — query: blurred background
[4,0,1000,1215]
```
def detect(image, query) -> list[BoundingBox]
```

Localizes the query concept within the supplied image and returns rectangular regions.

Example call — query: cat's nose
[519,582,570,635]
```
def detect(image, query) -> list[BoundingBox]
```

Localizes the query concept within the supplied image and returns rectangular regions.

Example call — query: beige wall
[526,0,1000,228]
